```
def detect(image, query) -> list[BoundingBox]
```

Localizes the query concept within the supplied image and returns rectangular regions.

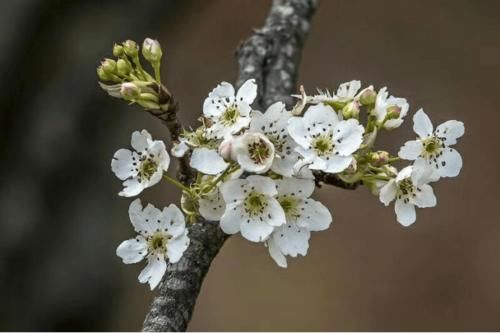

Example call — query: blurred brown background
[0,0,498,331]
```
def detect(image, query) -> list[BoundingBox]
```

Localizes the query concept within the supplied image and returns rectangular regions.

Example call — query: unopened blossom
[373,87,409,129]
[231,132,275,174]
[399,109,464,181]
[379,166,437,226]
[116,199,189,290]
[288,103,364,173]
[203,79,257,139]
[111,130,170,197]
[250,102,300,177]
[219,176,286,242]
[267,177,332,268]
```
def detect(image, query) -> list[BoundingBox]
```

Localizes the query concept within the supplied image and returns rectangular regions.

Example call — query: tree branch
[148,84,196,184]
[141,0,318,331]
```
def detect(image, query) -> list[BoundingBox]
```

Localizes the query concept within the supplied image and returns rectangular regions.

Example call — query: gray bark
[142,0,318,331]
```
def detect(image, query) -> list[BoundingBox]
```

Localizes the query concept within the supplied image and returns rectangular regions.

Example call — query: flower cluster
[101,39,464,290]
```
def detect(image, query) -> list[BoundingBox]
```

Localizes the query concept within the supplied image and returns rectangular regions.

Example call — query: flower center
[312,134,334,156]
[221,105,240,125]
[248,138,271,164]
[244,192,268,216]
[147,232,172,256]
[139,158,158,181]
[278,196,299,219]
[397,178,419,204]
[422,136,442,156]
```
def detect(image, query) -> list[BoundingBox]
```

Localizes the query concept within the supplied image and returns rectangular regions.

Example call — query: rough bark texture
[142,0,318,331]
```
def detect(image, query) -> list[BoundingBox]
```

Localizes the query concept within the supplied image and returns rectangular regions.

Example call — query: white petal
[295,199,332,231]
[267,238,287,268]
[171,140,189,158]
[411,158,438,185]
[265,197,287,227]
[384,118,404,129]
[275,177,315,198]
[396,166,413,183]
[199,189,225,221]
[413,109,433,138]
[131,130,152,152]
[111,149,137,180]
[379,180,397,206]
[209,81,235,99]
[271,222,310,257]
[161,204,186,238]
[337,80,361,99]
[128,199,157,236]
[220,202,244,234]
[398,140,423,160]
[190,148,229,175]
[436,148,462,178]
[436,120,464,146]
[138,255,167,290]
[119,177,146,197]
[271,151,299,177]
[333,119,364,156]
[395,200,416,227]
[245,175,279,196]
[240,217,274,242]
[324,155,353,173]
[287,116,310,148]
[303,103,338,127]
[373,87,389,122]
[414,184,437,208]
[167,231,190,263]
[236,79,257,104]
[116,237,147,264]
[148,141,170,172]
[220,179,249,201]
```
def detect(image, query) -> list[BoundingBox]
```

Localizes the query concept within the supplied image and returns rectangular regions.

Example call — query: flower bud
[120,82,140,100]
[116,59,131,76]
[101,58,117,74]
[96,66,111,81]
[358,86,376,106]
[142,38,163,63]
[113,43,124,57]
[218,136,235,161]
[369,150,390,166]
[342,101,360,119]
[123,40,139,57]
[386,105,401,120]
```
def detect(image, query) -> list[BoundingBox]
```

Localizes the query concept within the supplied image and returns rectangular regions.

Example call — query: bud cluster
[97,38,170,110]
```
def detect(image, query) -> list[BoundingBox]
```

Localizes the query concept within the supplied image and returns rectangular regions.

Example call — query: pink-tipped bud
[218,136,235,161]
[120,82,140,100]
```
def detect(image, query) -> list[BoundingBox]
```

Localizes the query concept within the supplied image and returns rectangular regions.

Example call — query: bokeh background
[0,0,498,331]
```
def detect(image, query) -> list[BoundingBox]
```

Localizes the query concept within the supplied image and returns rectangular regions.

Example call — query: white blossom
[379,166,437,226]
[111,130,170,197]
[203,79,257,139]
[231,132,275,174]
[399,109,464,181]
[373,87,409,129]
[250,102,301,177]
[267,177,332,268]
[116,199,189,290]
[219,176,286,242]
[288,103,364,173]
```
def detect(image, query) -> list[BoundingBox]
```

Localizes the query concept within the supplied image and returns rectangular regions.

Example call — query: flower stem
[163,174,190,192]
